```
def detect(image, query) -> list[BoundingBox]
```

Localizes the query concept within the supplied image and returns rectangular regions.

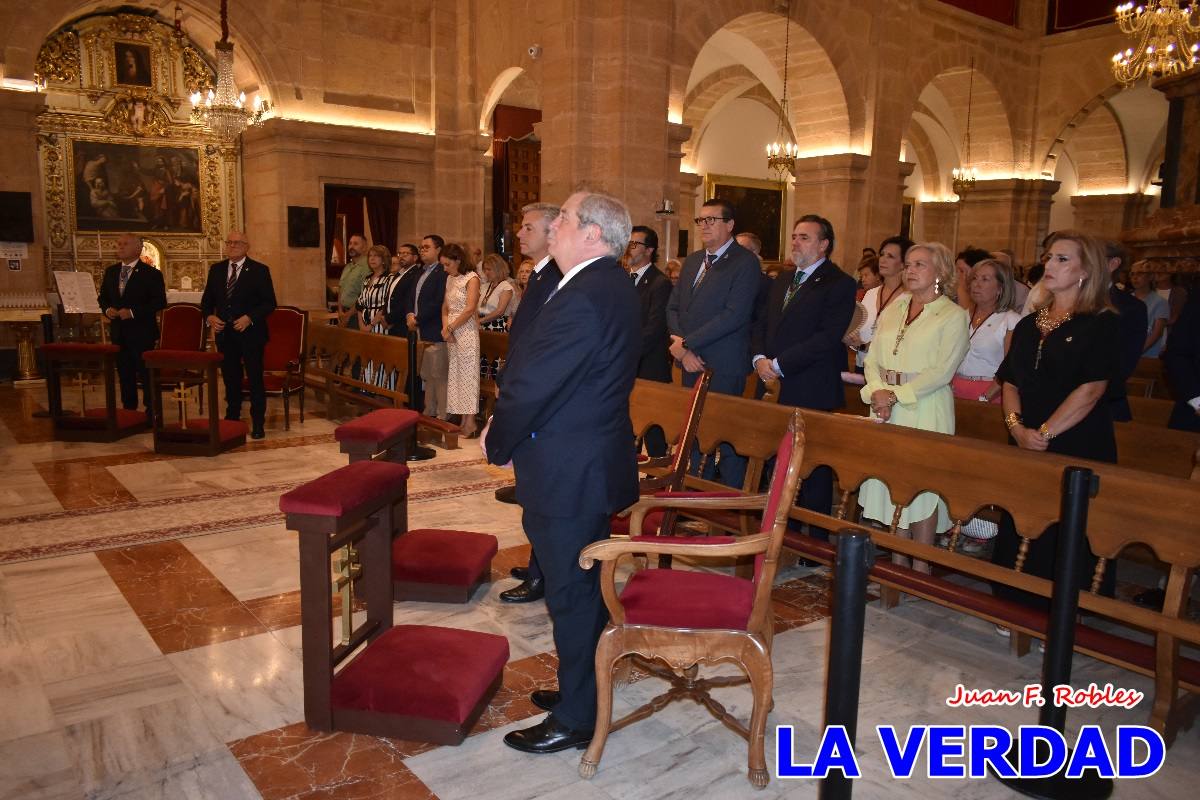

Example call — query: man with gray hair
[98,233,166,416]
[486,190,639,753]
[497,200,562,604]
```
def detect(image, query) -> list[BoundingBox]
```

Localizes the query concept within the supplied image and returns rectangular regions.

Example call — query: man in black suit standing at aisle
[667,198,760,486]
[496,201,562,604]
[626,225,672,456]
[752,214,856,536]
[486,190,639,754]
[406,235,449,420]
[200,231,277,439]
[98,233,167,417]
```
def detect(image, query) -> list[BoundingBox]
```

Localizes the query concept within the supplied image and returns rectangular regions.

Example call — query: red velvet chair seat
[40,343,119,356]
[336,409,421,444]
[83,407,148,429]
[621,569,755,630]
[330,625,509,724]
[279,461,411,517]
[610,511,665,536]
[160,418,248,443]
[393,529,497,586]
[143,349,223,365]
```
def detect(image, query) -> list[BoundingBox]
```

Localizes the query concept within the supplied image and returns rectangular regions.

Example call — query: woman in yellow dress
[858,241,969,574]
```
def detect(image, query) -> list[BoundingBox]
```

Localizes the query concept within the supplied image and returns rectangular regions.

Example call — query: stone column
[919,202,959,250]
[790,153,872,272]
[956,178,1059,265]
[537,0,675,222]
[1069,194,1153,239]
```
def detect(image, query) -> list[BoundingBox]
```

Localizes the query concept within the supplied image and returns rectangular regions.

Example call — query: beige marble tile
[97,748,260,800]
[182,527,299,602]
[45,656,188,727]
[0,729,83,800]
[62,694,225,799]
[103,460,207,503]
[0,643,56,743]
[167,631,304,743]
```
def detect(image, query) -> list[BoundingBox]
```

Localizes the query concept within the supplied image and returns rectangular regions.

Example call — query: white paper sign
[0,242,29,260]
[53,270,102,314]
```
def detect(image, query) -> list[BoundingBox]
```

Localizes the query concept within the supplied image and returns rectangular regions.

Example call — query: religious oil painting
[704,173,785,261]
[113,41,153,87]
[72,140,203,233]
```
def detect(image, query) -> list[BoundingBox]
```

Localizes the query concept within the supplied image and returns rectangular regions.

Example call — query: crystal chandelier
[951,61,978,199]
[189,0,269,142]
[765,0,798,180]
[1112,1,1200,86]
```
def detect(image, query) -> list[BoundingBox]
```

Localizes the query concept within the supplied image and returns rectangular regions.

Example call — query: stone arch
[6,1,285,100]
[903,119,943,198]
[1038,85,1124,179]
[1065,104,1127,192]
[672,3,867,149]
[478,67,527,133]
[895,46,1023,172]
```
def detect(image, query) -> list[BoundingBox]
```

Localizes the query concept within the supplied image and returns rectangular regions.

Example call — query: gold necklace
[892,300,925,356]
[1034,307,1073,369]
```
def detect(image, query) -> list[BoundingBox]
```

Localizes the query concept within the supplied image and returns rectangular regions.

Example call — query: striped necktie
[693,252,715,290]
[226,262,241,298]
[783,268,808,308]
[119,264,133,294]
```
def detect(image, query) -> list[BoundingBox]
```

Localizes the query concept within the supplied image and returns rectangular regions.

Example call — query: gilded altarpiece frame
[34,12,243,293]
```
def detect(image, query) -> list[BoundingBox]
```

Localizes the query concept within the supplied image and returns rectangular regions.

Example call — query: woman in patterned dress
[354,245,396,388]
[440,243,481,437]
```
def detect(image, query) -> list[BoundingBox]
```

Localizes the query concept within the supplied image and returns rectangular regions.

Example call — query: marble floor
[0,384,1196,800]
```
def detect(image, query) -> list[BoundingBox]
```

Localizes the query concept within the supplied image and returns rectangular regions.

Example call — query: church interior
[1,0,1199,798]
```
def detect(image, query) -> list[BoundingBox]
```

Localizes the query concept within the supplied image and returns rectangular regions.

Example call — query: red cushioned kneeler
[330,625,509,744]
[39,343,148,442]
[335,408,420,464]
[392,529,497,603]
[281,461,505,744]
[144,349,243,456]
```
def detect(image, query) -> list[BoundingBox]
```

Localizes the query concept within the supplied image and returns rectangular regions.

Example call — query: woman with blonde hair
[952,258,1022,403]
[991,230,1121,616]
[858,241,969,575]
[477,254,515,331]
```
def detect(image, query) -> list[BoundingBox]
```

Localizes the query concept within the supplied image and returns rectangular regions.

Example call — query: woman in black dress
[991,230,1121,614]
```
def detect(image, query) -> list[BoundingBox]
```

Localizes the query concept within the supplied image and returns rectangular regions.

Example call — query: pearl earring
[1078,276,1083,289]
[935,277,942,294]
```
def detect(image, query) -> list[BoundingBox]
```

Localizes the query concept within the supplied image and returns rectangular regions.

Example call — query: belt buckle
[884,369,900,385]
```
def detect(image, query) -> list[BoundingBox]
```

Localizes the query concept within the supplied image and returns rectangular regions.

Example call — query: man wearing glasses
[625,225,672,456]
[407,235,449,419]
[200,232,277,439]
[666,199,760,483]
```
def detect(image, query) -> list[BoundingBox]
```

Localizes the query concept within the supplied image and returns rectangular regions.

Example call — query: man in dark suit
[98,233,167,416]
[752,214,856,537]
[626,225,672,456]
[406,235,449,419]
[200,231,277,439]
[486,190,639,754]
[385,243,421,337]
[667,198,760,486]
[1104,241,1148,422]
[496,202,562,604]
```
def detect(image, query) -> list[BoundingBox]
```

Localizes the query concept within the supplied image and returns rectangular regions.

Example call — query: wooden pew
[628,392,1200,743]
[1128,356,1169,399]
[842,382,1198,479]
[1129,394,1174,427]
[478,330,508,422]
[305,322,459,448]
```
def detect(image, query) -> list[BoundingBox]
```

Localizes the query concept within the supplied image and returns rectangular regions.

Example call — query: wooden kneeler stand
[280,458,508,745]
[39,343,149,441]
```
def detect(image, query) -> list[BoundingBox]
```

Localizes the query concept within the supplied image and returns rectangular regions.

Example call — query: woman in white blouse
[476,254,515,331]
[952,258,1022,403]
[846,235,913,371]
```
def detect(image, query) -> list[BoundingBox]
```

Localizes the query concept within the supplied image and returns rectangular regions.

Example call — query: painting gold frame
[703,173,787,261]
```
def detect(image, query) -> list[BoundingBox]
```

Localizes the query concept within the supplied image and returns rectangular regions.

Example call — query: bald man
[98,233,167,415]
[200,231,277,438]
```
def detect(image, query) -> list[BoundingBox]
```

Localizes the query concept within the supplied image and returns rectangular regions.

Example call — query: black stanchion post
[996,465,1112,800]
[405,331,435,461]
[819,530,874,800]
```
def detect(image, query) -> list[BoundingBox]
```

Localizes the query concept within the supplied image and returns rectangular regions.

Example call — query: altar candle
[96,232,101,261]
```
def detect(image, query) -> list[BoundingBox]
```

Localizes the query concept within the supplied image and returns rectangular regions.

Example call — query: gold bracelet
[1038,423,1053,441]
[1004,412,1021,431]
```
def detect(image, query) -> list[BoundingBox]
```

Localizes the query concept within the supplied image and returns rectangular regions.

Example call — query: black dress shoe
[250,427,265,440]
[503,714,592,754]
[510,566,530,580]
[499,578,544,603]
[530,689,560,712]
[494,485,518,504]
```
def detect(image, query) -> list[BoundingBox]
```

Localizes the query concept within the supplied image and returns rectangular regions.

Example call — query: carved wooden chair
[578,408,806,789]
[612,371,713,540]
[255,306,307,430]
[155,303,207,416]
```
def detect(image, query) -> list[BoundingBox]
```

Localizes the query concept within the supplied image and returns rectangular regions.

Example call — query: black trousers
[522,508,610,731]
[116,340,152,411]
[218,332,266,425]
